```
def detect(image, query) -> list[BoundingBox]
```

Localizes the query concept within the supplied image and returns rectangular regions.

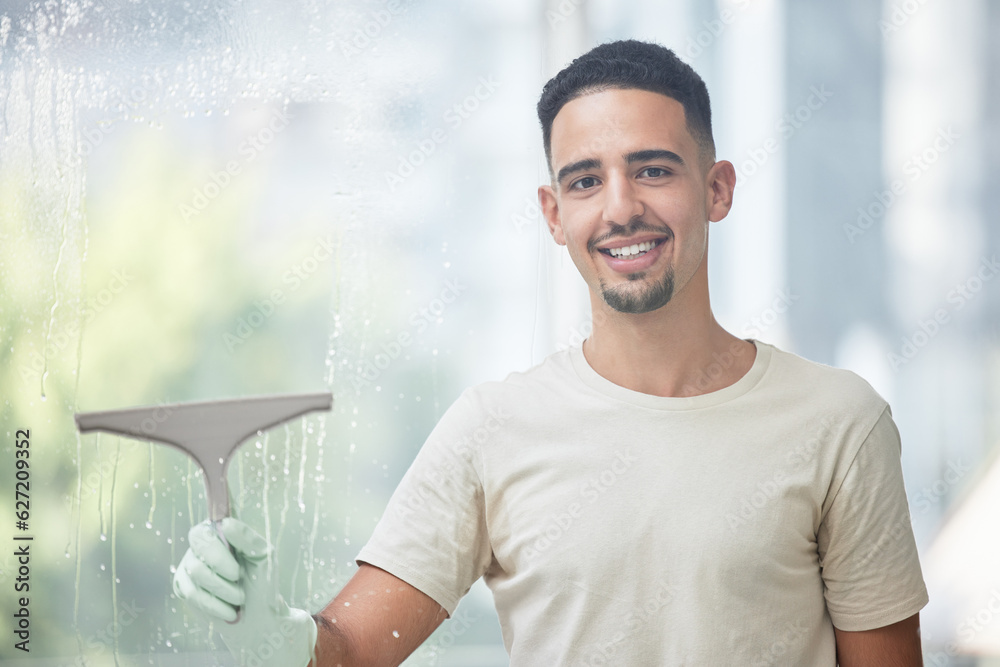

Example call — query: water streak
[70,171,88,658]
[73,429,85,657]
[40,185,73,400]
[237,443,246,515]
[98,434,106,541]
[147,443,156,528]
[274,423,293,581]
[110,437,122,667]
[186,459,194,527]
[262,431,272,574]
[306,416,325,601]
[296,415,308,512]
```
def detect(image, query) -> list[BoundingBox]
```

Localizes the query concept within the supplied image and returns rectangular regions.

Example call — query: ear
[538,184,565,245]
[705,160,737,223]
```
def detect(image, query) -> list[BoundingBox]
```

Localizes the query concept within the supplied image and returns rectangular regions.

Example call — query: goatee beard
[601,268,675,314]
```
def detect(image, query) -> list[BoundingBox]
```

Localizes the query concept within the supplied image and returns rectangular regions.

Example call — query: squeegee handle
[213,519,242,624]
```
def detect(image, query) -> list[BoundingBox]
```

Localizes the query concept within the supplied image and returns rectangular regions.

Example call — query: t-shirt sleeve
[817,405,929,631]
[354,388,493,617]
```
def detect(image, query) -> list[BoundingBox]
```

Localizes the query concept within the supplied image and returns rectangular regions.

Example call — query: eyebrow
[556,158,601,186]
[555,149,686,186]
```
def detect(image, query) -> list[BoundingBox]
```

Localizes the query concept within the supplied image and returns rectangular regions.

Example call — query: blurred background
[0,0,997,665]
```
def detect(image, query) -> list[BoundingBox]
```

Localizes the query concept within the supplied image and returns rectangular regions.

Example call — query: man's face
[538,88,733,315]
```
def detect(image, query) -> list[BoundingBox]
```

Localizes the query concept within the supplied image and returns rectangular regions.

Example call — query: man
[173,39,929,665]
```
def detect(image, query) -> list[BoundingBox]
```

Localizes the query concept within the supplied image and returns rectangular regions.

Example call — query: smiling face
[538,87,734,316]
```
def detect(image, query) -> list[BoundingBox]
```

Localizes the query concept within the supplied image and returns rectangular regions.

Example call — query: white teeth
[607,240,658,258]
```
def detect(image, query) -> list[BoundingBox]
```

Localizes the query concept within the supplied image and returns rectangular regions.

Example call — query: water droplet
[100,533,107,541]
[145,521,153,529]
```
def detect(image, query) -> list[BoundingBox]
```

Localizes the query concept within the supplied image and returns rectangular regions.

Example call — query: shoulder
[757,340,888,415]
[461,346,576,407]
[431,347,578,446]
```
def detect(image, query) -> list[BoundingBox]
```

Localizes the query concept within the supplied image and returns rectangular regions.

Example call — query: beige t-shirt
[355,339,929,665]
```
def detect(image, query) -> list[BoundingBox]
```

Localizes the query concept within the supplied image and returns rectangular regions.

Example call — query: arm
[833,612,922,667]
[310,562,450,667]
[174,519,449,667]
[817,407,929,663]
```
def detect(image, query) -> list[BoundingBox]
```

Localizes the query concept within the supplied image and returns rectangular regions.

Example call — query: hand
[173,517,317,666]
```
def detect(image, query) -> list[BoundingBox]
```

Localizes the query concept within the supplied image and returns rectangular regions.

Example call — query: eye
[640,167,670,178]
[570,176,599,190]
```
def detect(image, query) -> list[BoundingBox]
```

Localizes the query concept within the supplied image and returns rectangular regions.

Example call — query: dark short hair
[536,39,716,176]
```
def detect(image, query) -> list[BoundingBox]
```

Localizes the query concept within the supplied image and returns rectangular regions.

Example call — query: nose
[601,170,644,226]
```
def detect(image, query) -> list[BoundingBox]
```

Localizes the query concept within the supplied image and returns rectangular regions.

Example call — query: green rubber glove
[172,517,318,667]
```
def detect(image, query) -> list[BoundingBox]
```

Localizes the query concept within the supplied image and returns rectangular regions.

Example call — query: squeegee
[74,391,333,622]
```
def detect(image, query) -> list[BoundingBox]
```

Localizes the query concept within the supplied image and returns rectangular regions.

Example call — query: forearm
[309,612,357,667]
[834,613,922,667]
[303,563,449,667]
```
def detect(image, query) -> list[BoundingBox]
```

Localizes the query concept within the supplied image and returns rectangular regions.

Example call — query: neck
[582,266,755,397]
